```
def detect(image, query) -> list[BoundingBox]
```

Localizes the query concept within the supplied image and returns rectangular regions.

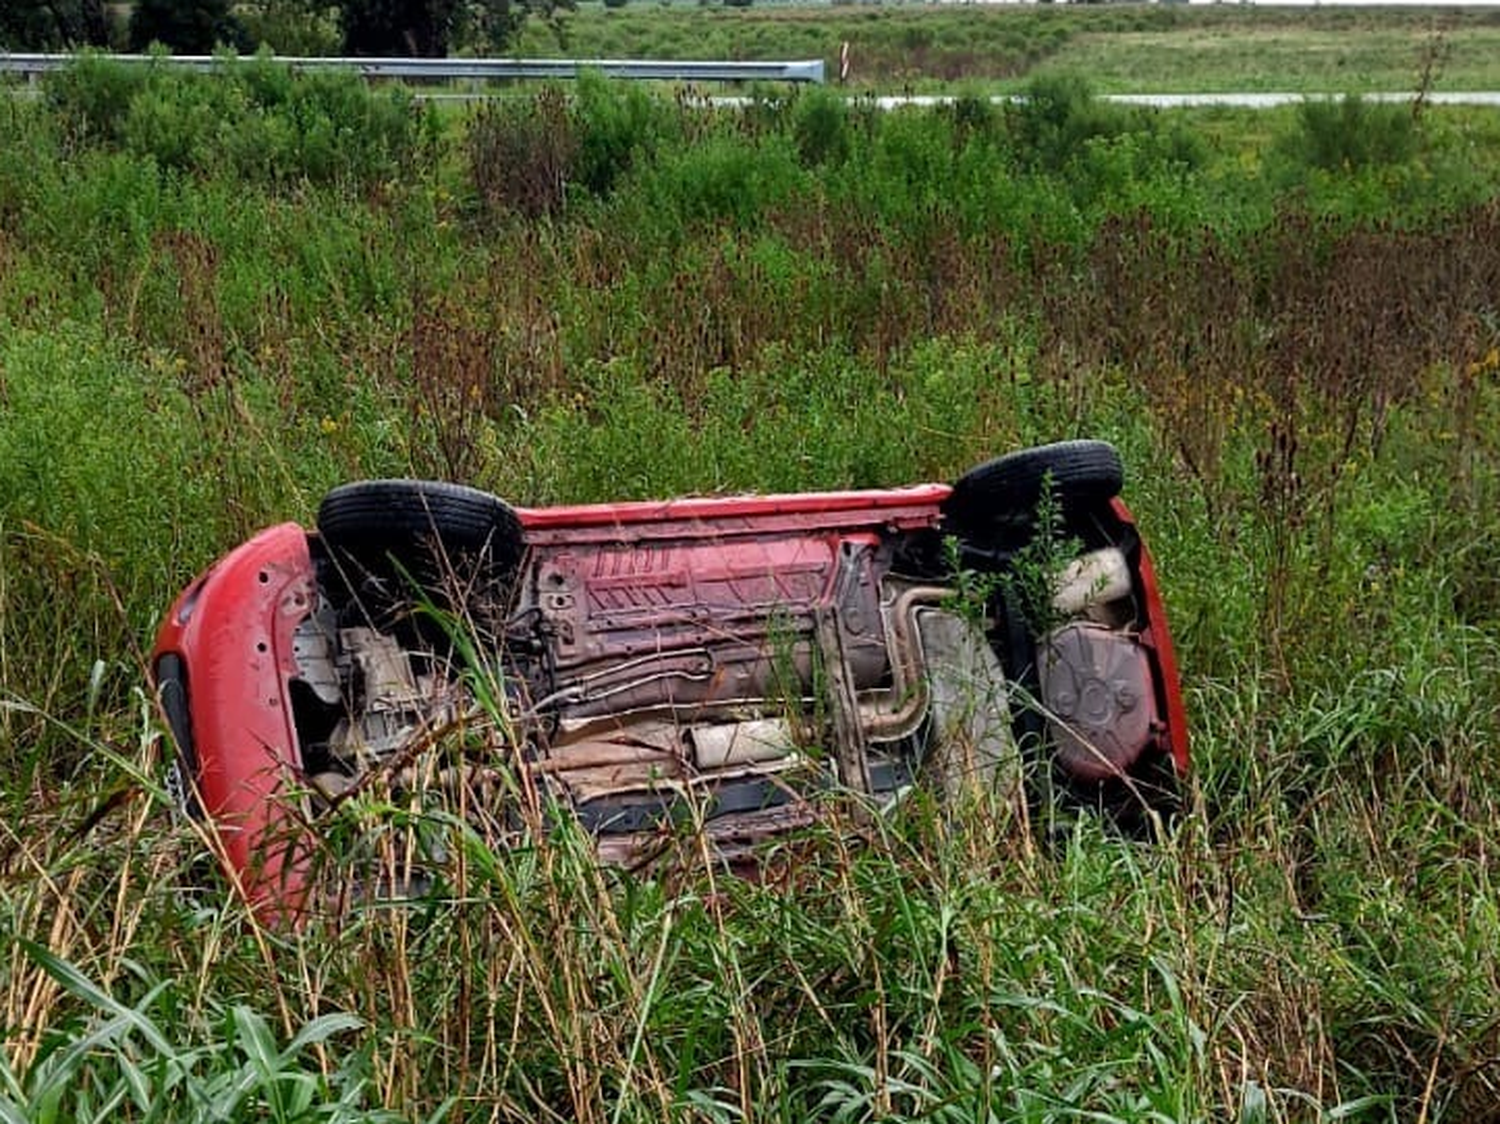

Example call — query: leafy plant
[568,70,668,197]
[1273,94,1422,175]
[791,85,851,168]
[468,86,576,224]
[1,943,389,1124]
[44,54,427,188]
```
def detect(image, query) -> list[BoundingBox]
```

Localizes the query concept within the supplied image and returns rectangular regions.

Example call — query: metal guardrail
[0,53,825,85]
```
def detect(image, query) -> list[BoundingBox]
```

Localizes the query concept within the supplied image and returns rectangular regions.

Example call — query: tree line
[0,0,546,57]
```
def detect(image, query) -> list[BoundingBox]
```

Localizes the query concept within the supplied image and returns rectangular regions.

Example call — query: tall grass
[498,4,1500,96]
[2,61,1500,1120]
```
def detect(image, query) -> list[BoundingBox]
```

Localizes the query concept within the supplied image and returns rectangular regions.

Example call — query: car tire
[943,440,1124,542]
[317,479,525,609]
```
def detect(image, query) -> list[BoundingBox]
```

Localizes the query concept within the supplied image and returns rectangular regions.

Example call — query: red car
[153,440,1186,917]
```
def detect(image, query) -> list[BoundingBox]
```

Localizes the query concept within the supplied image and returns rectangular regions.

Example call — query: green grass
[504,5,1500,94]
[3,57,1500,1121]
[1032,21,1500,94]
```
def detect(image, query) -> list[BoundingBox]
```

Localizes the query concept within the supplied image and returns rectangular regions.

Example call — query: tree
[341,0,457,57]
[341,0,535,58]
[0,0,111,49]
[238,0,342,56]
[128,0,254,53]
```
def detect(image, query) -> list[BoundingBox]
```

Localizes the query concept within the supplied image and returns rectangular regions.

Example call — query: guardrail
[0,53,825,85]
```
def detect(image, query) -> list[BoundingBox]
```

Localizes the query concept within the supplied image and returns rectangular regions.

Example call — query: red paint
[516,485,951,537]
[154,523,314,918]
[1112,497,1190,775]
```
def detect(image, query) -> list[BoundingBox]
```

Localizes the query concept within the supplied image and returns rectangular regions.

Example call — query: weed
[791,85,851,168]
[1280,95,1422,179]
[468,87,576,225]
[42,53,427,189]
[571,70,670,197]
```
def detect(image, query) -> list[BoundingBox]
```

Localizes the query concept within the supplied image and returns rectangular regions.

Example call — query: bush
[43,55,427,188]
[237,0,342,55]
[569,71,670,197]
[1275,95,1422,174]
[44,52,150,144]
[641,132,807,228]
[468,88,576,223]
[1002,73,1206,216]
[791,84,851,168]
[1007,73,1133,176]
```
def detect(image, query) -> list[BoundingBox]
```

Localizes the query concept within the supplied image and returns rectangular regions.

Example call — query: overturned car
[152,440,1187,916]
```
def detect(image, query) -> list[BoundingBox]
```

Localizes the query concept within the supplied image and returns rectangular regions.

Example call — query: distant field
[510,4,1500,91]
[1035,21,1500,92]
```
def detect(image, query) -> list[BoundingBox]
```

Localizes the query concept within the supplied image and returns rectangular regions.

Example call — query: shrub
[946,93,999,144]
[121,67,236,171]
[44,55,426,188]
[1007,73,1132,176]
[468,87,576,223]
[569,70,669,197]
[791,84,851,168]
[1068,126,1207,215]
[869,108,955,192]
[44,52,150,144]
[265,67,427,186]
[1002,73,1207,217]
[641,132,806,228]
[1274,94,1422,174]
[237,0,342,55]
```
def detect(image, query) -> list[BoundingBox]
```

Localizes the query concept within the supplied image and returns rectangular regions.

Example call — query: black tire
[943,440,1124,542]
[317,479,525,606]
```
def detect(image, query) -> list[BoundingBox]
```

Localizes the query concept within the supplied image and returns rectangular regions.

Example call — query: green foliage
[792,86,852,166]
[635,129,807,230]
[1008,72,1206,202]
[569,70,668,197]
[1275,94,1422,175]
[237,0,343,56]
[0,943,390,1123]
[43,55,427,188]
[43,53,150,145]
[128,0,253,53]
[1009,73,1131,175]
[0,0,112,49]
[998,479,1083,636]
[4,61,1500,1123]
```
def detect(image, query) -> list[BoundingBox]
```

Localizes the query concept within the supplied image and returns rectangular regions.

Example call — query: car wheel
[317,479,525,615]
[943,440,1124,543]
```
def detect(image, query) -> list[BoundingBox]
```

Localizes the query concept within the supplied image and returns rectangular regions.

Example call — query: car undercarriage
[152,441,1188,917]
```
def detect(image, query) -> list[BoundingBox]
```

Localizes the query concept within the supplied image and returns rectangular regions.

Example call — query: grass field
[2,42,1500,1123]
[504,4,1500,92]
